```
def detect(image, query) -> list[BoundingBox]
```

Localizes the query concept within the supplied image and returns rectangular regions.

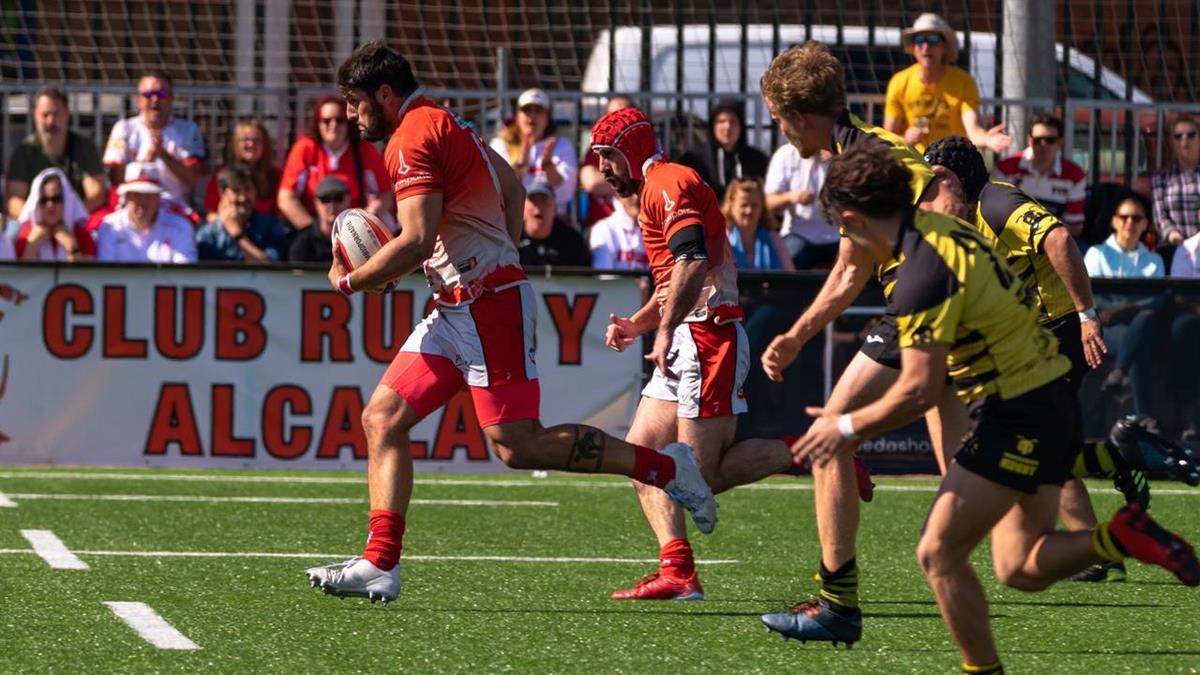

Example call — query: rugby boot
[1066,561,1127,582]
[1109,503,1200,587]
[306,556,401,604]
[761,598,862,648]
[1110,416,1200,486]
[610,571,704,600]
[660,442,719,534]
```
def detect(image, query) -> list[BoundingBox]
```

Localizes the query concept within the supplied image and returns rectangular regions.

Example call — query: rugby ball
[331,208,392,270]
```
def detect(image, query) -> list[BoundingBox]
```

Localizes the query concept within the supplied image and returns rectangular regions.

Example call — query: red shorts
[379,283,539,427]
[641,320,749,418]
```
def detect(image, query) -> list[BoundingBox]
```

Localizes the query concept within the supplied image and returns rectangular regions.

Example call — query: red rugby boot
[611,571,704,600]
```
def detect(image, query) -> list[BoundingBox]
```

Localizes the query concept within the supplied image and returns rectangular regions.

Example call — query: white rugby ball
[331,208,392,270]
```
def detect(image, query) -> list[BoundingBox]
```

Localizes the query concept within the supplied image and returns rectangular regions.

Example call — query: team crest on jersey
[395,148,412,175]
[661,189,676,211]
[1015,435,1038,456]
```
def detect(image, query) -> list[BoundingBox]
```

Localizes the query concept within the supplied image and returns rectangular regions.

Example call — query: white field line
[103,602,200,651]
[0,548,738,565]
[0,491,15,507]
[20,529,88,569]
[2,470,1199,496]
[5,493,557,507]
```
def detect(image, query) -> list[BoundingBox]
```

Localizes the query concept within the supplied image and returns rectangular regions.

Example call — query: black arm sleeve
[667,225,708,261]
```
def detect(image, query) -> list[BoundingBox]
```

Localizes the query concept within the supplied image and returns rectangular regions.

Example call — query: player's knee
[361,397,412,443]
[915,534,962,578]
[484,426,536,469]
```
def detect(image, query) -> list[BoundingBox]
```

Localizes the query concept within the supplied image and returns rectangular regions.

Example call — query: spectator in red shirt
[203,119,280,221]
[992,114,1087,237]
[15,168,94,261]
[278,95,393,232]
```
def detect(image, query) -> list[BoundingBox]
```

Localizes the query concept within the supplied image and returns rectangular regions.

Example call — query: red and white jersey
[385,92,525,306]
[103,115,206,203]
[992,149,1086,229]
[639,161,741,324]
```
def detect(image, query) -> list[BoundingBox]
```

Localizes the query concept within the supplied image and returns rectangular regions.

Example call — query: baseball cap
[517,88,550,110]
[315,175,350,199]
[117,162,164,196]
[526,180,555,200]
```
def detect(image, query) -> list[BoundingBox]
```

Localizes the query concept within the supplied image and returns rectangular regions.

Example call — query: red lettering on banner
[103,286,147,358]
[542,293,598,365]
[431,390,488,461]
[262,385,313,459]
[154,286,205,360]
[363,291,413,363]
[211,384,254,456]
[144,383,202,455]
[301,291,352,362]
[411,441,429,459]
[215,289,266,360]
[42,284,93,359]
[317,386,367,459]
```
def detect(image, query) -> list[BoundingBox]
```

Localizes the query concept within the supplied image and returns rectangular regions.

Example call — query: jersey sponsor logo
[661,189,676,211]
[865,334,886,344]
[395,148,412,175]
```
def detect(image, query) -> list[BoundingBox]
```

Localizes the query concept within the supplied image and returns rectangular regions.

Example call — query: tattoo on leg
[568,426,606,472]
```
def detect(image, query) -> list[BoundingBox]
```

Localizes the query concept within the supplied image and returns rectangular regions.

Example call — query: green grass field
[0,467,1198,673]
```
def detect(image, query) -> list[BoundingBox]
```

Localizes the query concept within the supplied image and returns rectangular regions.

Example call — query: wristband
[337,273,356,296]
[1077,307,1097,322]
[837,413,859,441]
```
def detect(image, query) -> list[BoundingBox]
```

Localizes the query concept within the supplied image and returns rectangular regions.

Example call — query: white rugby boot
[660,442,719,534]
[305,557,401,605]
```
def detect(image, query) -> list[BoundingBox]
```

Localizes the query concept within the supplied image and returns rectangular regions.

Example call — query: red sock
[361,509,406,571]
[659,538,696,579]
[632,445,676,488]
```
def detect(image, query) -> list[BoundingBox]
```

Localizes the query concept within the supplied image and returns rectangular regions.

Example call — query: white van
[580,24,1150,149]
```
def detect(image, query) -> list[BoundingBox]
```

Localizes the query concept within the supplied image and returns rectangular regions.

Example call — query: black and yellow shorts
[953,377,1081,494]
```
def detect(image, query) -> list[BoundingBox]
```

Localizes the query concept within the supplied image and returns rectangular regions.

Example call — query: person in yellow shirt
[883,13,1011,154]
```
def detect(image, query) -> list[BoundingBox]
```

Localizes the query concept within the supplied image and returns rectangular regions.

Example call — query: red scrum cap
[590,107,661,180]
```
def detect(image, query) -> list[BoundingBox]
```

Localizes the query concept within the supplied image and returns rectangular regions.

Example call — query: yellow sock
[1073,441,1118,478]
[962,661,1003,674]
[1091,522,1125,562]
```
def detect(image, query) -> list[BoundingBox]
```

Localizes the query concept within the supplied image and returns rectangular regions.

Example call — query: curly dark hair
[924,136,989,202]
[760,41,846,119]
[820,142,914,220]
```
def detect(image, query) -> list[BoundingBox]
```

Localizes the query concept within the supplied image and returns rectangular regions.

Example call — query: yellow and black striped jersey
[891,208,1070,403]
[973,180,1075,322]
[832,111,935,294]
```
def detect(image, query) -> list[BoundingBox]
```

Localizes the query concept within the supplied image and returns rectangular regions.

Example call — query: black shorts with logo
[860,312,902,370]
[953,376,1081,494]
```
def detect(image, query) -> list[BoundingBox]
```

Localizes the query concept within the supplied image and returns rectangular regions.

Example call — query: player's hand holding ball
[329,208,398,295]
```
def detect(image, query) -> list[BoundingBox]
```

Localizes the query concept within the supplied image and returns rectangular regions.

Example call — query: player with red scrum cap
[593,107,817,600]
[305,42,719,605]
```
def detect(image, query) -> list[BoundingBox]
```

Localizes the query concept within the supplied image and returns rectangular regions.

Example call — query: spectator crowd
[3,19,1200,286]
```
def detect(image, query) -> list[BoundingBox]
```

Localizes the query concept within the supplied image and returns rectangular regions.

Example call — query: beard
[604,172,641,199]
[358,98,391,142]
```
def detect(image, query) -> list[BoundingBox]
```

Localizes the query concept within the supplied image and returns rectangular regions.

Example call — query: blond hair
[760,41,846,119]
[721,178,780,231]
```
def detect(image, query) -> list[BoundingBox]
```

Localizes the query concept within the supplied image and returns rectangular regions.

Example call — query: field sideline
[1,467,1198,673]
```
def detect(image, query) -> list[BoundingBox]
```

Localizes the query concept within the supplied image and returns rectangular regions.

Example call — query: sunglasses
[140,88,171,100]
[912,34,944,46]
[40,194,63,204]
[1115,212,1146,222]
[317,193,348,204]
[1173,130,1198,141]
[1031,136,1060,145]
[320,117,347,126]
